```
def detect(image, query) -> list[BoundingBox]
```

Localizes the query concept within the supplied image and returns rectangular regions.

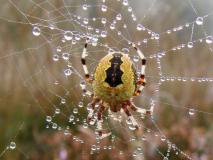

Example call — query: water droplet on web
[163,157,169,160]
[187,42,193,48]
[82,4,88,10]
[69,115,74,122]
[133,55,139,62]
[123,0,129,6]
[91,145,96,151]
[78,101,83,108]
[61,98,66,104]
[101,5,107,12]
[101,18,107,24]
[83,123,88,128]
[48,24,55,30]
[55,108,60,114]
[52,123,58,129]
[101,31,107,37]
[116,14,122,20]
[46,116,52,122]
[154,33,160,40]
[83,18,89,24]
[137,24,145,31]
[206,36,213,44]
[188,108,195,116]
[75,34,81,41]
[110,24,115,30]
[62,52,69,60]
[52,54,59,61]
[141,135,146,141]
[9,142,16,150]
[64,68,72,76]
[196,17,203,25]
[56,46,62,52]
[64,31,73,41]
[32,26,41,36]
[73,108,78,114]
[161,135,166,141]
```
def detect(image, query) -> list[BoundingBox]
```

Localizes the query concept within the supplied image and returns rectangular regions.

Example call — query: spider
[80,38,153,138]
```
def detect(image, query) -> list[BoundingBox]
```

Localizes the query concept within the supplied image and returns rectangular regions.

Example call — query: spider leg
[81,38,93,83]
[129,101,153,115]
[96,103,111,139]
[122,103,139,129]
[97,103,105,132]
[87,98,101,123]
[131,43,146,96]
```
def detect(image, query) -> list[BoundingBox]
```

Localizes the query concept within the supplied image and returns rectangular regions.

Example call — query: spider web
[0,0,213,159]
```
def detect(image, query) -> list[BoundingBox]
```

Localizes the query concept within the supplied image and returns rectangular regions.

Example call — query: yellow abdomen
[93,52,136,104]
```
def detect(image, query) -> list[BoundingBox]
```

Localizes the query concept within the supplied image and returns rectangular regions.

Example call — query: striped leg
[81,38,92,83]
[122,103,139,129]
[131,43,146,96]
[129,101,153,115]
[87,98,101,123]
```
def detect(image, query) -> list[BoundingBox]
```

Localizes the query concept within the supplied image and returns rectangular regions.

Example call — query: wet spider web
[0,0,213,159]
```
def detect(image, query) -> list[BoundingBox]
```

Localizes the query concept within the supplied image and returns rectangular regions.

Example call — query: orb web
[0,0,213,159]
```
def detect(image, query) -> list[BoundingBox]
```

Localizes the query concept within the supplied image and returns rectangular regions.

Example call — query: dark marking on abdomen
[105,53,123,87]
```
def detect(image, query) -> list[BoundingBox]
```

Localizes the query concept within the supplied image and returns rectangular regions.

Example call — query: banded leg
[129,102,153,115]
[96,104,105,134]
[81,38,92,83]
[87,98,101,122]
[131,43,146,96]
[122,103,139,129]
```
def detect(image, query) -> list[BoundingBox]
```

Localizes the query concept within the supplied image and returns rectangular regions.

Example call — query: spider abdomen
[93,52,136,104]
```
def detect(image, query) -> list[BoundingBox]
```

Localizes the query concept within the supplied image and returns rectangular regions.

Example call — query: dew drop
[116,14,122,21]
[62,52,70,60]
[161,136,166,141]
[64,31,73,41]
[101,31,107,37]
[101,5,107,12]
[136,24,145,31]
[78,101,83,108]
[52,123,57,129]
[123,0,128,6]
[9,142,16,150]
[75,34,81,41]
[206,36,213,44]
[101,18,107,24]
[91,145,96,151]
[64,68,72,76]
[32,26,41,36]
[196,17,203,25]
[69,115,75,122]
[52,54,59,61]
[73,108,78,114]
[46,116,52,122]
[56,46,62,52]
[187,42,193,48]
[55,108,60,114]
[133,55,139,62]
[83,123,88,128]
[82,4,88,10]
[189,108,195,116]
[61,98,66,104]
[110,24,115,30]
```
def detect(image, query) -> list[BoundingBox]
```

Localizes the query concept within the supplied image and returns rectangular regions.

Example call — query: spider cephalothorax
[80,39,153,138]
